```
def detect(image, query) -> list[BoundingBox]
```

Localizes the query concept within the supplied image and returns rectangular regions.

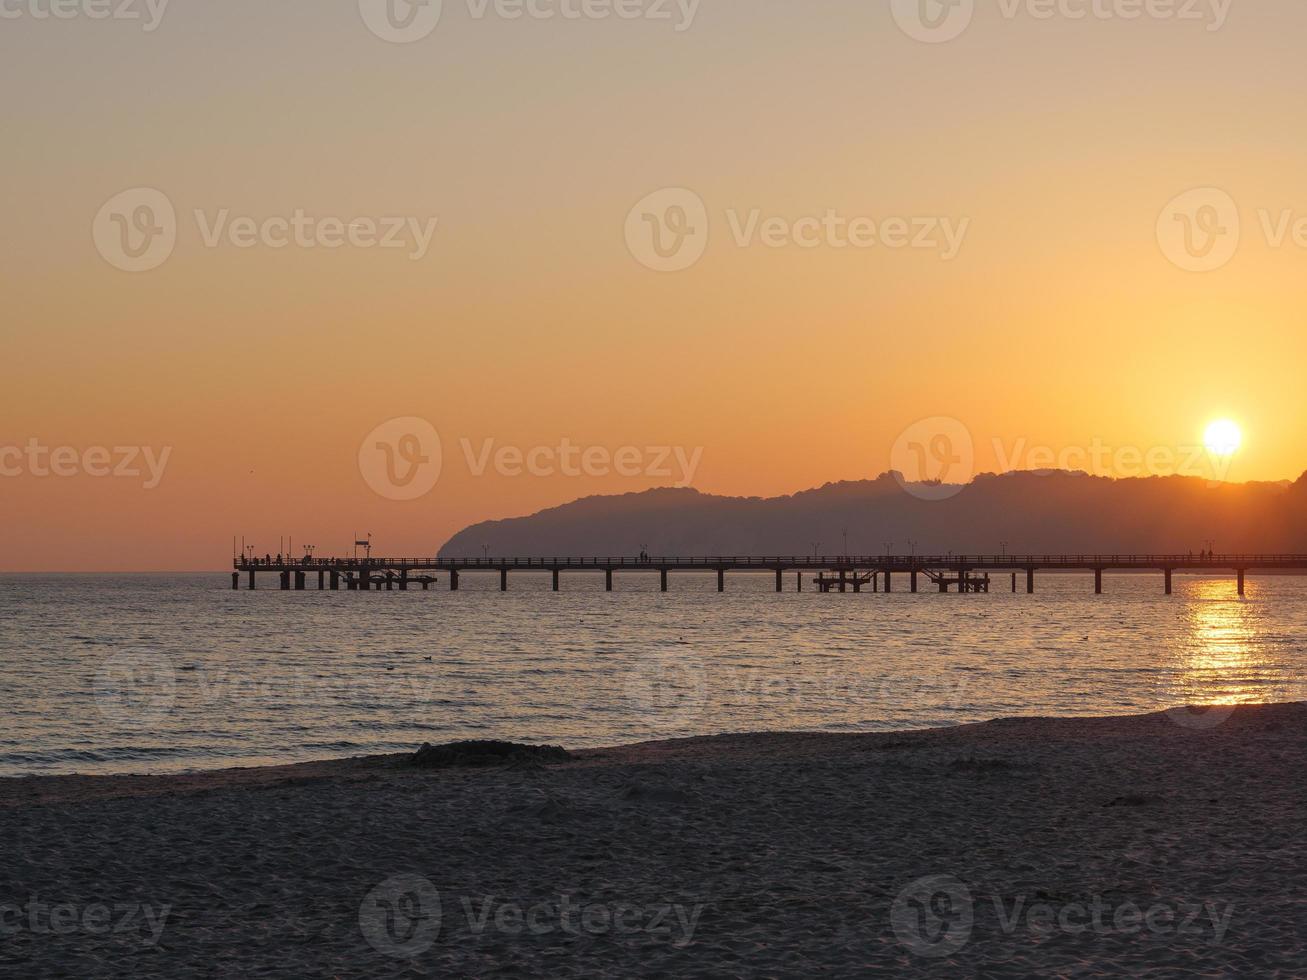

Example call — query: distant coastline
[441,470,1307,558]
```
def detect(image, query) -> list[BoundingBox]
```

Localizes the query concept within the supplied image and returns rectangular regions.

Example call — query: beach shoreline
[1,701,1293,806]
[4,703,1306,976]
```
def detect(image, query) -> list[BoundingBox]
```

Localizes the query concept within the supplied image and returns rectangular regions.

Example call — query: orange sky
[3,2,1306,570]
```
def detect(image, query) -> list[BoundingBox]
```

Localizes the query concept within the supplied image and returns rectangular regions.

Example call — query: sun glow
[1204,419,1243,457]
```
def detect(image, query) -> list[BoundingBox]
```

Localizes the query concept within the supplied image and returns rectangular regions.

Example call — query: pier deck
[231,554,1307,596]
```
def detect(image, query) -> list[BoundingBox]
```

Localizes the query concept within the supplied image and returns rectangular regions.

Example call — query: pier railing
[231,552,1307,595]
[234,553,1307,569]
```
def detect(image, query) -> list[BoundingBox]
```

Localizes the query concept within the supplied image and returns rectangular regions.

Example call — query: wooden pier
[231,553,1307,596]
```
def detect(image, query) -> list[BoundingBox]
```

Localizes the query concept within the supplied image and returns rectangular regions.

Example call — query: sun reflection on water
[1168,579,1266,707]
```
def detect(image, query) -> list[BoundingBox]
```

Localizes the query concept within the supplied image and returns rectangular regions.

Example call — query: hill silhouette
[439,471,1307,557]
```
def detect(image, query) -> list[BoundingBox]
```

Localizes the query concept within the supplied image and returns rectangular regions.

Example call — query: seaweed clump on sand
[410,740,572,769]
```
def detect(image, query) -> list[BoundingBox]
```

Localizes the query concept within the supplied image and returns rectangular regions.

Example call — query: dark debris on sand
[409,740,572,769]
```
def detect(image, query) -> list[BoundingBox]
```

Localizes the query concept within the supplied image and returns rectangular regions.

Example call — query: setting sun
[1204,419,1244,457]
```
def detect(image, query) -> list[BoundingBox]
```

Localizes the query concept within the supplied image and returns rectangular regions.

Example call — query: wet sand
[3,703,1306,976]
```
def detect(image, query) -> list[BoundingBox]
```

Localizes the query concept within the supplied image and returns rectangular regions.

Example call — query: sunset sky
[4,0,1306,570]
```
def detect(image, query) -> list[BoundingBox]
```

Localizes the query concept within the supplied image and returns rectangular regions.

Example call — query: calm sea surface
[1,572,1304,776]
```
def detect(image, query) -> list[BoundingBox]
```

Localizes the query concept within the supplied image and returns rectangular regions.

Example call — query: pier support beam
[358,572,369,592]
[552,569,560,592]
[1238,569,1246,597]
[1011,573,1017,593]
[1165,568,1172,595]
[797,572,802,592]
[331,571,340,591]
[500,568,508,592]
[911,571,918,594]
[1026,568,1035,594]
[295,572,306,591]
[318,570,325,590]
[660,569,668,593]
[248,569,256,590]
[718,569,725,593]
[775,569,783,593]
[605,569,613,592]
[232,572,239,590]
[450,570,459,591]
[399,572,408,591]
[884,570,892,594]
[1095,569,1103,595]
[280,571,290,591]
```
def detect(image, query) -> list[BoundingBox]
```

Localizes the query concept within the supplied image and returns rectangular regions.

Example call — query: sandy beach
[3,703,1306,977]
